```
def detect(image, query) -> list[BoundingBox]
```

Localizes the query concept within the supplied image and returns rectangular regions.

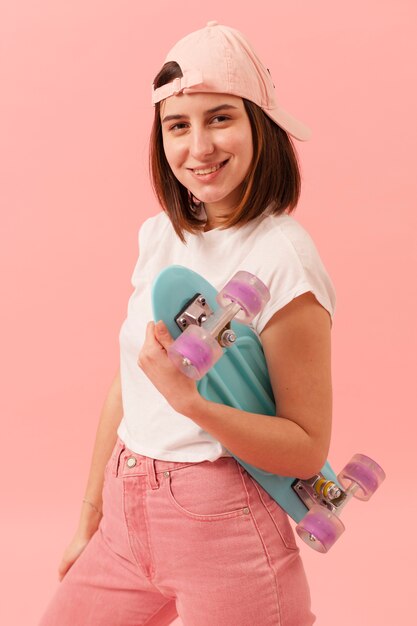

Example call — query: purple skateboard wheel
[296,506,345,553]
[217,271,270,324]
[338,453,386,501]
[223,280,263,316]
[168,325,223,380]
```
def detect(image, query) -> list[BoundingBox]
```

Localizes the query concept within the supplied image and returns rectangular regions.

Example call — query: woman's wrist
[178,393,210,422]
[82,498,102,516]
[77,498,103,538]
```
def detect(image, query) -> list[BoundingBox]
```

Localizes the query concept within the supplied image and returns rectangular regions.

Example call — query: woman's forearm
[77,368,123,537]
[181,395,329,480]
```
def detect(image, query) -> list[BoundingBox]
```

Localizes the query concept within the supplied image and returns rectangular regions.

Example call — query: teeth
[193,162,224,175]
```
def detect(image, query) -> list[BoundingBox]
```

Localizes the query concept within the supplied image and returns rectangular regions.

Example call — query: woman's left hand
[138,320,201,414]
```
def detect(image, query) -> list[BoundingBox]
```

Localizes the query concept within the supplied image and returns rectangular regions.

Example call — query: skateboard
[151,265,385,552]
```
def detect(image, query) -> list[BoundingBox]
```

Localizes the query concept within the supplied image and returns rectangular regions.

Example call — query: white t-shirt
[117,210,336,462]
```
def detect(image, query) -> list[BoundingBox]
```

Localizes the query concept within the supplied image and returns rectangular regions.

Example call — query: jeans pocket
[245,473,299,551]
[165,458,250,522]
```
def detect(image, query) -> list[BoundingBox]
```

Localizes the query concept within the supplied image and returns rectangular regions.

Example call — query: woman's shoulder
[262,212,314,240]
[255,213,332,283]
[256,213,318,255]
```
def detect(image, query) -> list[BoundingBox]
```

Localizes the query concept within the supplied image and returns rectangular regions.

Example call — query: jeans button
[126,457,137,468]
[163,471,170,477]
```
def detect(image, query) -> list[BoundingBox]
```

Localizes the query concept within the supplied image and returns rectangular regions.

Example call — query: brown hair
[149,61,302,242]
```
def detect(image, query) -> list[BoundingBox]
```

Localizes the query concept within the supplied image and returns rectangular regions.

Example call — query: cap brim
[263,104,312,141]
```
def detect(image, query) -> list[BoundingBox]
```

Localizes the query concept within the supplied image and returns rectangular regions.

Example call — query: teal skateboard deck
[151,265,385,551]
[151,265,338,523]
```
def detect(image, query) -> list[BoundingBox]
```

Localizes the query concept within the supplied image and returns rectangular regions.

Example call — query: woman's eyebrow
[162,103,238,124]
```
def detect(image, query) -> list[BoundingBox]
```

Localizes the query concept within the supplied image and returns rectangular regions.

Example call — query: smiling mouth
[191,160,229,176]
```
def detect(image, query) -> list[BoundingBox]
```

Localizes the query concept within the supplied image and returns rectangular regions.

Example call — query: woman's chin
[190,191,235,211]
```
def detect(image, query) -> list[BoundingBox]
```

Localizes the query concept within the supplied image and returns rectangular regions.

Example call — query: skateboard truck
[292,474,347,514]
[175,293,238,347]
[175,294,213,330]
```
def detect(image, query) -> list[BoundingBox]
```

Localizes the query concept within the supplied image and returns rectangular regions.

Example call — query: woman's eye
[170,122,188,131]
[211,115,230,124]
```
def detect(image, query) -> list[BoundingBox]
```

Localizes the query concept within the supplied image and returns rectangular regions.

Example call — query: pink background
[1,1,416,624]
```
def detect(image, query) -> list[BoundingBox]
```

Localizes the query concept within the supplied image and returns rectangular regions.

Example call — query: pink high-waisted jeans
[39,438,315,625]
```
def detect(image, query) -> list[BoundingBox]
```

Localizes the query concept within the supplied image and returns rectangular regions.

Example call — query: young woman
[39,21,335,626]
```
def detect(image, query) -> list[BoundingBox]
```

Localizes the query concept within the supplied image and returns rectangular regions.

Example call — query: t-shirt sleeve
[246,222,336,334]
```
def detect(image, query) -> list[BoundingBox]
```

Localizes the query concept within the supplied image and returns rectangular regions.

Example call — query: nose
[189,127,215,160]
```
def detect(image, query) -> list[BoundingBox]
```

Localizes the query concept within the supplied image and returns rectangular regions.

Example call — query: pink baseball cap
[152,21,311,141]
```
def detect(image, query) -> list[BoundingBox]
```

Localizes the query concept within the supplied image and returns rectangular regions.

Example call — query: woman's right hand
[58,529,95,581]
[58,501,103,581]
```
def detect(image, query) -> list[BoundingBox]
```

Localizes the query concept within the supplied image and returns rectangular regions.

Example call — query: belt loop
[146,457,159,490]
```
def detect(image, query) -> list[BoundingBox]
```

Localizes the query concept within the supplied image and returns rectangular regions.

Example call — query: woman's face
[160,92,253,222]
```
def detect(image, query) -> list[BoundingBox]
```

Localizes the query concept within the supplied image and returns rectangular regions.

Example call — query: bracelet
[82,498,103,516]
